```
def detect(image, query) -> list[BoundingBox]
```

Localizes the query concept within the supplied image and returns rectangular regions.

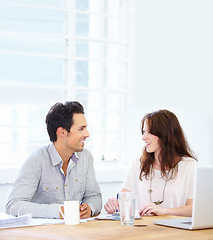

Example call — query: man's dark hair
[45,101,84,142]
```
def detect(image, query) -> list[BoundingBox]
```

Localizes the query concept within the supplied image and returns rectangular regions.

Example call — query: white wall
[1,0,213,213]
[127,0,213,165]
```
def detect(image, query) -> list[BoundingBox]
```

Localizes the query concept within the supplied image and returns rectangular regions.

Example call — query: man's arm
[81,156,102,216]
[6,200,61,218]
[6,155,61,219]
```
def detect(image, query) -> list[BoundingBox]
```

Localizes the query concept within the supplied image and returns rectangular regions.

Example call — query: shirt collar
[48,143,79,166]
[48,143,62,166]
[70,152,79,164]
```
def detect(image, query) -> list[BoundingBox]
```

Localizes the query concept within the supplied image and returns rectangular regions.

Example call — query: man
[6,101,102,218]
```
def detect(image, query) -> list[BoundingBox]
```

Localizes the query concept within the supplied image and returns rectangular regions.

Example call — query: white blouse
[121,157,198,209]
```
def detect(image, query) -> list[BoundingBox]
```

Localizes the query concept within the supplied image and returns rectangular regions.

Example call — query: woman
[104,109,197,217]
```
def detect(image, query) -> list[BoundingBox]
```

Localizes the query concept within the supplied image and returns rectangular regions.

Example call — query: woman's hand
[139,199,193,217]
[139,202,167,216]
[104,197,119,214]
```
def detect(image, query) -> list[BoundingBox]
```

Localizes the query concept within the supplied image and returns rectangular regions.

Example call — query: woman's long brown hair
[139,110,197,180]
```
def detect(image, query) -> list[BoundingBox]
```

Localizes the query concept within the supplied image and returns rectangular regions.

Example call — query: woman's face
[142,119,161,156]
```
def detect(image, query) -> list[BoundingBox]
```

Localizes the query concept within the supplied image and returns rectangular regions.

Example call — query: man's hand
[79,202,92,219]
[59,205,64,219]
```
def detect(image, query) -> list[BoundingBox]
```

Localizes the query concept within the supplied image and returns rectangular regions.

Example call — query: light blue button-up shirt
[6,144,102,218]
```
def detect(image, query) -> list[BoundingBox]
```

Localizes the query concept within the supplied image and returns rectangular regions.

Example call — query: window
[0,0,132,166]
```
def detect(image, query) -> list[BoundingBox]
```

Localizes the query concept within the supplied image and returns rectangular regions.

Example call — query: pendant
[154,200,163,205]
[148,189,153,193]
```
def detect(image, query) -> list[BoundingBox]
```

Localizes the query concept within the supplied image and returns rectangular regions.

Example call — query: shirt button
[75,179,78,181]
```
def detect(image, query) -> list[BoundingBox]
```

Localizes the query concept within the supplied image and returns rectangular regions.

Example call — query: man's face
[65,113,90,153]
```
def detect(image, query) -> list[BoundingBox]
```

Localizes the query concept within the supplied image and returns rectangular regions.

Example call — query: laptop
[153,165,213,230]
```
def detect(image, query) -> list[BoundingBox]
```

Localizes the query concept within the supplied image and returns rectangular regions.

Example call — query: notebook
[153,165,213,230]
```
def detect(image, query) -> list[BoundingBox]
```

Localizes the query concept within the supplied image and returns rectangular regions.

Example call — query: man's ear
[56,127,66,138]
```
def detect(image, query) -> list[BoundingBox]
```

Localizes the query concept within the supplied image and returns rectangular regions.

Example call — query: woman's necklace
[148,171,168,205]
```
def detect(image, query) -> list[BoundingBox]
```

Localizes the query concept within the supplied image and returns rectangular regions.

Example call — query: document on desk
[0,213,99,229]
[0,213,32,229]
[31,217,96,225]
[97,211,141,221]
[0,213,66,229]
[30,218,64,226]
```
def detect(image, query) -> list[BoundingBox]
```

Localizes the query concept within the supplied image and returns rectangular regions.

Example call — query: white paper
[97,210,141,221]
[0,213,32,229]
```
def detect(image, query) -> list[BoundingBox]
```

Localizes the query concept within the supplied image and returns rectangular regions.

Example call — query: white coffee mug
[59,201,80,225]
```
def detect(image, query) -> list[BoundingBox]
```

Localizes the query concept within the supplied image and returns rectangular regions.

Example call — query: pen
[116,193,119,212]
[80,201,83,205]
